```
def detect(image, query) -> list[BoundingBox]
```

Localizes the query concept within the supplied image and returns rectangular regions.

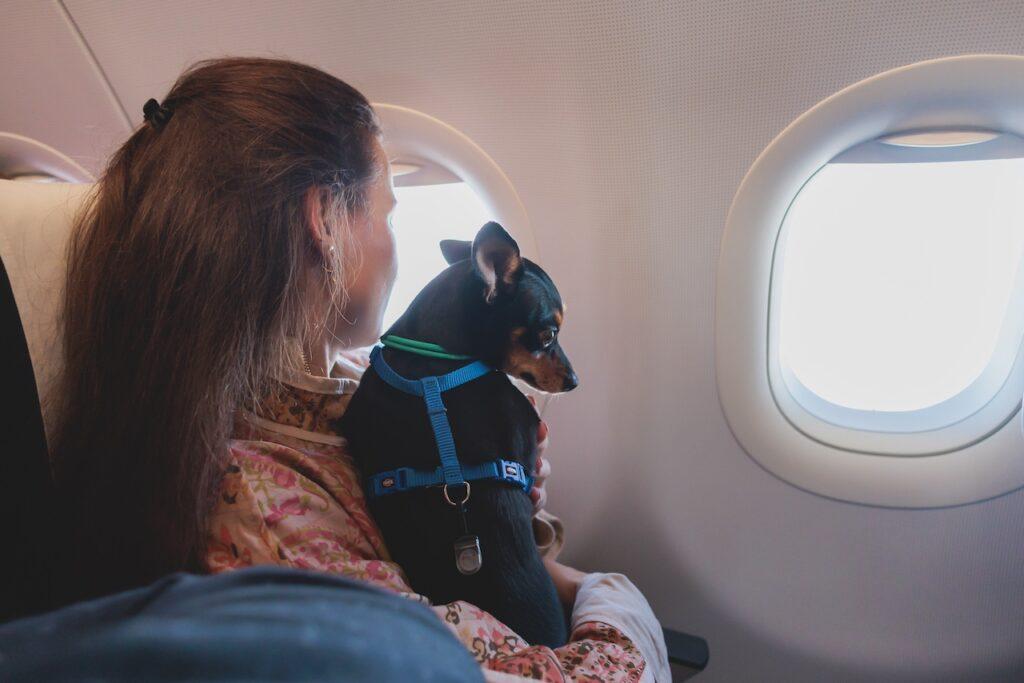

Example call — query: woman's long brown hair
[50,57,381,599]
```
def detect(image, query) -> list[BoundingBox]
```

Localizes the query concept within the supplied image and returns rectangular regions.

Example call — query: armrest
[663,626,708,674]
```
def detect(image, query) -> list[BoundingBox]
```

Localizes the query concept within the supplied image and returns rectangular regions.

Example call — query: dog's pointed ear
[439,239,472,265]
[472,222,522,304]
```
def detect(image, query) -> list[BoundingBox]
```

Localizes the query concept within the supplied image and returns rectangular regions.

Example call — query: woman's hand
[544,558,587,609]
[527,396,550,513]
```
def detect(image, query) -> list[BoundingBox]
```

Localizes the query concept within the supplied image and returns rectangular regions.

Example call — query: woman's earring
[323,244,337,276]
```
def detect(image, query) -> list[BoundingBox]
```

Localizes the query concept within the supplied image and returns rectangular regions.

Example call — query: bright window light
[779,151,1024,413]
[383,182,492,328]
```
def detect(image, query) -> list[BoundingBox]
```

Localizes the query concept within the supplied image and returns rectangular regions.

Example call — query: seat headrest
[0,180,94,439]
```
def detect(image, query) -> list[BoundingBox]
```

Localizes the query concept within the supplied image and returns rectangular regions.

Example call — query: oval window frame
[0,132,94,183]
[716,54,1024,508]
[372,104,538,260]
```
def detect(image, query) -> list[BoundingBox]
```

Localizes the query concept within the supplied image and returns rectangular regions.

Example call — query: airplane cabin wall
[2,1,1023,679]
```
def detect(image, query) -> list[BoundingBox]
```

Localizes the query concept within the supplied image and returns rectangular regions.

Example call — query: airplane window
[383,180,491,328]
[718,56,1024,507]
[776,131,1024,417]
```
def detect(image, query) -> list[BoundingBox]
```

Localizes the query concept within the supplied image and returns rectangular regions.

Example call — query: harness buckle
[501,461,521,480]
[442,481,471,506]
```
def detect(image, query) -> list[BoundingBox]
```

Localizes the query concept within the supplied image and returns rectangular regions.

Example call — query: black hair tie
[143,98,173,130]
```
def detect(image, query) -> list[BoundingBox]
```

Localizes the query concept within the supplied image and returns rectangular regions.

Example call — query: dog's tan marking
[502,327,570,393]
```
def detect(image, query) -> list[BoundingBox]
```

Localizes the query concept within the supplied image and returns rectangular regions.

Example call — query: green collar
[380,334,474,361]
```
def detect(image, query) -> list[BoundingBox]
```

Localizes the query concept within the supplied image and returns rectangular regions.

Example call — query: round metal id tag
[454,535,483,575]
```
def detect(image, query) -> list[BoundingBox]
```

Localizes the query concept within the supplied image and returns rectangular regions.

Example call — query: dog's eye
[539,328,557,348]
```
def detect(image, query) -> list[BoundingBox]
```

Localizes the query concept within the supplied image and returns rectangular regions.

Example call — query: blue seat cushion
[0,566,482,682]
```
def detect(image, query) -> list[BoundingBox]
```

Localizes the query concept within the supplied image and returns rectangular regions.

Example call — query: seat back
[0,179,93,620]
[0,180,93,437]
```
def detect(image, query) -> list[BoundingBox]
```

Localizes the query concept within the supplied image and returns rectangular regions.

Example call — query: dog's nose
[562,371,579,392]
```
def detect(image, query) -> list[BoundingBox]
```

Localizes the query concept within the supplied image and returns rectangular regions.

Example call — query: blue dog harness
[364,344,535,574]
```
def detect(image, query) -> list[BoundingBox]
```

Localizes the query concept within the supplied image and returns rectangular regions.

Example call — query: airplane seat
[0,179,91,621]
[0,179,90,409]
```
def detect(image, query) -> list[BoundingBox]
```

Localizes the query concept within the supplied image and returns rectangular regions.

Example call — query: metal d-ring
[443,481,471,506]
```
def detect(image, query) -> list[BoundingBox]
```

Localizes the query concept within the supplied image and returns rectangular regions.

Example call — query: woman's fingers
[530,481,548,511]
[530,454,551,512]
[535,454,551,478]
[527,399,550,513]
[530,483,547,512]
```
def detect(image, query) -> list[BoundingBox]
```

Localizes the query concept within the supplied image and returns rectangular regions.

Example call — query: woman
[52,57,668,681]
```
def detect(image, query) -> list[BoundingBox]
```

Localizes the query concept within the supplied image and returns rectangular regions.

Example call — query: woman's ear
[471,222,522,303]
[305,185,334,259]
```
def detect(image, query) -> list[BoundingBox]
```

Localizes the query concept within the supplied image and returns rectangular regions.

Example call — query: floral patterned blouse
[204,351,659,682]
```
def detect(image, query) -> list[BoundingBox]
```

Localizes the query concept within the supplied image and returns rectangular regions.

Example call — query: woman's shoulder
[241,346,376,443]
[209,432,411,592]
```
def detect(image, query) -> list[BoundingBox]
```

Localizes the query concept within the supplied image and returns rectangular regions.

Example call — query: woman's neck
[301,333,336,378]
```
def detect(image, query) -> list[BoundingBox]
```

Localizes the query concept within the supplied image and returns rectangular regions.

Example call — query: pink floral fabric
[205,362,645,682]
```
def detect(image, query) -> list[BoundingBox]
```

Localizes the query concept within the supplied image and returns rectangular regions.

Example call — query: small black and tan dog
[339,221,577,648]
